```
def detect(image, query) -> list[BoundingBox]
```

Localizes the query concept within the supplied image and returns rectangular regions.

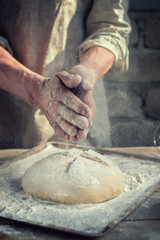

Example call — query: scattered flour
[0,145,159,236]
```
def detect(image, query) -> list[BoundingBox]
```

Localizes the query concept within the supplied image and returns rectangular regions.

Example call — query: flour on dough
[22,149,125,204]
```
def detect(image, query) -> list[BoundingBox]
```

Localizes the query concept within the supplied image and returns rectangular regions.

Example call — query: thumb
[69,65,94,91]
[55,71,82,88]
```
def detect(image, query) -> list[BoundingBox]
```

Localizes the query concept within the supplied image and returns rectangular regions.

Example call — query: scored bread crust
[22,149,125,204]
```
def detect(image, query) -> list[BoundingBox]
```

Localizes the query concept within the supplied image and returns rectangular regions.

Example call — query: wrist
[80,46,115,83]
[22,71,47,108]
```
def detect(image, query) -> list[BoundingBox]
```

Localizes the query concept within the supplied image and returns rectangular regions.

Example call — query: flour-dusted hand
[36,75,91,141]
[56,47,115,142]
[0,48,91,142]
[56,65,96,142]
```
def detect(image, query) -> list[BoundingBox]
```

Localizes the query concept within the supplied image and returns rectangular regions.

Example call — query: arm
[79,0,131,72]
[0,46,91,141]
[78,46,115,88]
[56,0,131,141]
[0,46,41,107]
[56,46,115,141]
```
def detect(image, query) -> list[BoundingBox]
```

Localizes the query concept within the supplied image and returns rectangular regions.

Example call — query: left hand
[56,64,96,142]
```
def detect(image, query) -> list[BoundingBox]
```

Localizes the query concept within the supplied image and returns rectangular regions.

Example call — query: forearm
[79,46,115,85]
[0,46,44,107]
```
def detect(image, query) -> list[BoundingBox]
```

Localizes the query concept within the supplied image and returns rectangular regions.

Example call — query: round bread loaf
[22,149,125,204]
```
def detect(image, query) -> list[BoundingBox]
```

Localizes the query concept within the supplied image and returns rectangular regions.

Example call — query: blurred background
[105,0,160,147]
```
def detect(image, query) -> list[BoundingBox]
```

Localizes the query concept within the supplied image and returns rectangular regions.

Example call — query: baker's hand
[36,75,91,141]
[56,65,96,142]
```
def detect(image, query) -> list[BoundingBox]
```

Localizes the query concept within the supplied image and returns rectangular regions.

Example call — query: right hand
[36,75,91,141]
[56,65,97,142]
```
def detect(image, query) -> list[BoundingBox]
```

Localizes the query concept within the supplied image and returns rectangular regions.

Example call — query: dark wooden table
[0,145,160,240]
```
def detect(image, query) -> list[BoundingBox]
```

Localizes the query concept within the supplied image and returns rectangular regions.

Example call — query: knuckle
[71,116,88,129]
[59,119,77,136]
[65,95,73,106]
[59,119,65,129]
[56,86,64,98]
[54,114,62,125]
[51,121,69,140]
[58,104,67,116]
[63,94,77,109]
[54,124,61,135]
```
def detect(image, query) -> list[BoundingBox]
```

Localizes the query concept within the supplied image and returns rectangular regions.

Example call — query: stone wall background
[105,0,160,147]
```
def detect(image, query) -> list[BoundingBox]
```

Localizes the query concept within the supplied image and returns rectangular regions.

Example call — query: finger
[51,122,70,141]
[77,128,89,141]
[70,128,89,142]
[69,66,93,91]
[70,135,79,143]
[59,90,91,118]
[57,103,89,129]
[55,71,82,88]
[81,80,93,91]
[77,90,96,128]
[48,101,89,130]
[54,114,77,136]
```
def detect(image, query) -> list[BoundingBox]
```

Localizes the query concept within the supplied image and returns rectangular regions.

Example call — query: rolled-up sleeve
[78,0,131,72]
[0,36,13,55]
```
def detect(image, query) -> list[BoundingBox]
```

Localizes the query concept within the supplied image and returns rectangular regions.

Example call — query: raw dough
[22,149,125,204]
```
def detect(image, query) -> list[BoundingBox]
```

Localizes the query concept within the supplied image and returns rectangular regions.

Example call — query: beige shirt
[0,0,131,74]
